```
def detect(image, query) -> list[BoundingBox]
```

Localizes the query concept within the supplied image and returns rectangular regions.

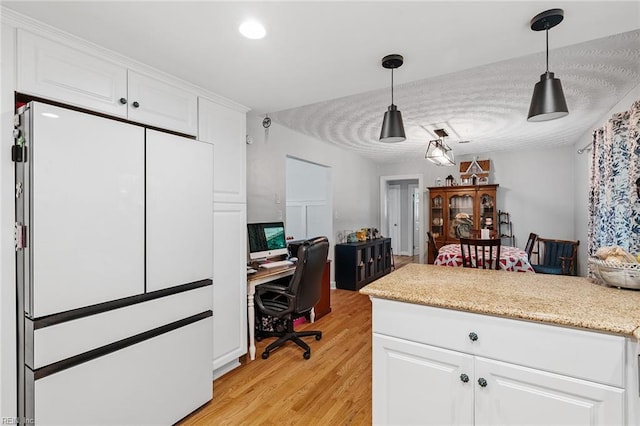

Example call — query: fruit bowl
[588,257,640,290]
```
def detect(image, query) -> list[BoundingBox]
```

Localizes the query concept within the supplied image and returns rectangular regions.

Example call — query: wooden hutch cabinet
[428,184,498,261]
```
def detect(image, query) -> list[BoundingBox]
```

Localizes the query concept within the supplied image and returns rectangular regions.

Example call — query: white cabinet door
[30,102,144,317]
[474,357,625,426]
[17,30,128,118]
[128,70,198,136]
[198,97,246,203]
[373,334,474,426]
[212,202,247,373]
[146,130,213,292]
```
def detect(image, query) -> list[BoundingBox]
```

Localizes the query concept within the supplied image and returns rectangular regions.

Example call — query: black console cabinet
[335,238,392,291]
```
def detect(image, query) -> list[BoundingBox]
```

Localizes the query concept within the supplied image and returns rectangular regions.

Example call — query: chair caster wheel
[261,351,269,359]
[303,351,310,360]
[315,333,322,340]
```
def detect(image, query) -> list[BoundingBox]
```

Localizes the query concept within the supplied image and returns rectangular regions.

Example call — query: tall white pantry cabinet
[0,8,250,420]
[198,97,248,379]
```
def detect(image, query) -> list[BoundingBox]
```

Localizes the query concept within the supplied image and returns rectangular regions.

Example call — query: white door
[408,184,420,256]
[30,102,144,317]
[285,157,332,241]
[474,357,624,426]
[373,334,474,425]
[387,184,401,255]
[212,202,247,373]
[146,130,213,292]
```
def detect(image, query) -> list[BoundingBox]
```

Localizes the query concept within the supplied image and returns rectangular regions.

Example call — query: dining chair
[524,233,538,259]
[531,238,579,276]
[459,238,502,270]
[427,231,439,264]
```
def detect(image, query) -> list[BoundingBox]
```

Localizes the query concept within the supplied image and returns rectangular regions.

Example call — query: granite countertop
[360,264,640,339]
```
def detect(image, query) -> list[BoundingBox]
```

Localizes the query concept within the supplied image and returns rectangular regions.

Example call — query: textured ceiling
[2,2,639,164]
[272,30,640,163]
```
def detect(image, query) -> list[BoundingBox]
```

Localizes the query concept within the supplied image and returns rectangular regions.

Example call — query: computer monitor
[247,221,288,261]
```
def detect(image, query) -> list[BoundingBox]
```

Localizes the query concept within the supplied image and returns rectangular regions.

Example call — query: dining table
[434,243,535,272]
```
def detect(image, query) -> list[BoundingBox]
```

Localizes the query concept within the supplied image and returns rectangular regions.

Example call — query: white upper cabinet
[16,29,198,135]
[17,29,128,118]
[198,97,246,203]
[128,70,197,135]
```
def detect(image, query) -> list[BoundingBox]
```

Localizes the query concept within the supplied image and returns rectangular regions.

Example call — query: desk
[247,265,296,361]
[246,261,331,361]
[434,243,535,272]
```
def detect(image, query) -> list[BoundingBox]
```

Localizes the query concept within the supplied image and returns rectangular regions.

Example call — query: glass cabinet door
[478,191,496,230]
[430,195,444,240]
[448,193,474,239]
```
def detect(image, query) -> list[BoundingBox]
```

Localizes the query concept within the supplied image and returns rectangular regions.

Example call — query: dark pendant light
[527,9,568,122]
[380,54,406,142]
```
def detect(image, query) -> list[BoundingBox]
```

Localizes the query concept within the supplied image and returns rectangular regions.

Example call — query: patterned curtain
[587,100,640,258]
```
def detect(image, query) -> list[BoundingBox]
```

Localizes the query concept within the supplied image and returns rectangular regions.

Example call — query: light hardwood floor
[179,256,416,425]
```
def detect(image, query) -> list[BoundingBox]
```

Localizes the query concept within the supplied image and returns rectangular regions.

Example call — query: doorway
[380,175,424,263]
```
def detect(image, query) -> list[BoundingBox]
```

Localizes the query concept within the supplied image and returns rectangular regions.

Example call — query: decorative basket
[588,257,640,290]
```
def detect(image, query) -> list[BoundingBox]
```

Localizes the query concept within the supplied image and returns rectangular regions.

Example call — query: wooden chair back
[459,238,502,270]
[524,233,538,259]
[427,231,439,263]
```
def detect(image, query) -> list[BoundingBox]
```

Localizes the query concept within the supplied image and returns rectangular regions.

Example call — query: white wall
[246,112,380,282]
[573,82,640,276]
[0,22,17,419]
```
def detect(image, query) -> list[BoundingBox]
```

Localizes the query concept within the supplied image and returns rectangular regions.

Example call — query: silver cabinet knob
[469,332,478,341]
[478,378,488,387]
[132,101,140,108]
[460,373,469,383]
[119,97,127,104]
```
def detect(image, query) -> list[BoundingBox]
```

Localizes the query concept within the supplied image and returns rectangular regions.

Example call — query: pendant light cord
[390,68,395,105]
[545,24,549,73]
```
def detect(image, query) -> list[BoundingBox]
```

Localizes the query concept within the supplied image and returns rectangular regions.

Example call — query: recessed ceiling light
[239,20,266,40]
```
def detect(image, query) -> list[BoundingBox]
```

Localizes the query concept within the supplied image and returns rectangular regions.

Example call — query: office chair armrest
[255,283,288,295]
[254,286,296,317]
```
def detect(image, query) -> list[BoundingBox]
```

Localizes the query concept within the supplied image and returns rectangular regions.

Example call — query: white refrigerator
[15,102,213,425]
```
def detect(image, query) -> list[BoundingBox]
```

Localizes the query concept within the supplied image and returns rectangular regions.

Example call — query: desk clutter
[338,227,382,243]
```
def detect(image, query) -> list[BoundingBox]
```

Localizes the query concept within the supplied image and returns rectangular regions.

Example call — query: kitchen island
[360,264,640,425]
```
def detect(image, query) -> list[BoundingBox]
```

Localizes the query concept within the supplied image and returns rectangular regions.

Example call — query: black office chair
[254,236,329,359]
[459,238,502,270]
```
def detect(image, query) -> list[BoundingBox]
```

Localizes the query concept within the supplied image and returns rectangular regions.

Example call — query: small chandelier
[527,8,568,122]
[425,129,455,166]
[379,54,406,142]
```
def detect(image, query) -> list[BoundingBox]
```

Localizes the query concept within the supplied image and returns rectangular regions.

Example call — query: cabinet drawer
[31,317,212,425]
[29,286,212,369]
[372,299,625,387]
